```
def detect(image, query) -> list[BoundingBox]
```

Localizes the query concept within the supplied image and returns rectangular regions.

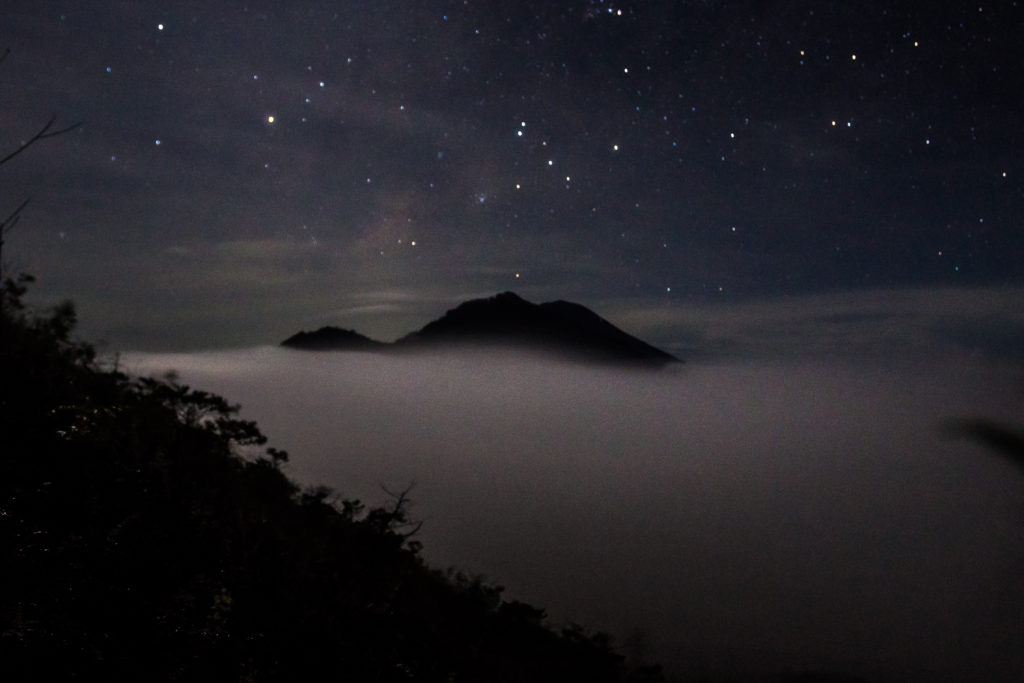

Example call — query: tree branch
[0,116,83,167]
[0,197,30,234]
[0,48,82,279]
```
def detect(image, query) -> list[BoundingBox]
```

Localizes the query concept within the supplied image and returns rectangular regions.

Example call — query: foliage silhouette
[0,275,663,682]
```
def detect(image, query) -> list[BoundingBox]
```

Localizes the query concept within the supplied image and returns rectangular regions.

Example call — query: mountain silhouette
[282,292,681,366]
[281,326,386,351]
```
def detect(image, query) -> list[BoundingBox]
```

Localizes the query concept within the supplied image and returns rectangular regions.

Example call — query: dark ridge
[281,326,386,351]
[280,292,681,365]
[394,292,681,366]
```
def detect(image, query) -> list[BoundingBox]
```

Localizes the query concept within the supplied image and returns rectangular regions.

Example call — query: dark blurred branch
[943,417,1024,473]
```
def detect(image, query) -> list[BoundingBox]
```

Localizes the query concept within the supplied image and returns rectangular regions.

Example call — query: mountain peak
[281,326,385,351]
[283,293,681,366]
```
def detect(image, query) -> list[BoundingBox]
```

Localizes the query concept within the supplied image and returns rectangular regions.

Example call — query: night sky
[4,1,1023,350]
[7,4,1024,679]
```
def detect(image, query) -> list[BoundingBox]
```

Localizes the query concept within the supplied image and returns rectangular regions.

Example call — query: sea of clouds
[125,338,1024,682]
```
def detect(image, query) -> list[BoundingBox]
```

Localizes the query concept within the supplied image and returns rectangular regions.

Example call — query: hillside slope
[0,275,662,683]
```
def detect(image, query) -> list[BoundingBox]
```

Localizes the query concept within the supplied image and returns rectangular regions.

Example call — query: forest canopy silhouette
[0,274,665,682]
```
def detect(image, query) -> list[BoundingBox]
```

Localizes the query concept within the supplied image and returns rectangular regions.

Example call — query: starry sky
[4,1,1023,351]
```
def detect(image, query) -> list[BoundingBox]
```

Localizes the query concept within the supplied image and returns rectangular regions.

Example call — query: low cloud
[127,342,1024,682]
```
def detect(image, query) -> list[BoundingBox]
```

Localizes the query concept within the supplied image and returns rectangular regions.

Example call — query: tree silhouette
[1,276,662,682]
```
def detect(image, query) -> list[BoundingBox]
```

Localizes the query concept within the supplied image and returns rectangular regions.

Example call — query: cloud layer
[127,340,1024,682]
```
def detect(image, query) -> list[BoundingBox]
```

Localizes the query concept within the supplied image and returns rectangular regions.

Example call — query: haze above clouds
[126,290,1024,682]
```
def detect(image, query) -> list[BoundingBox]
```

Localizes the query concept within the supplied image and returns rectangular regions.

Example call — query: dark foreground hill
[0,274,663,683]
[283,292,681,366]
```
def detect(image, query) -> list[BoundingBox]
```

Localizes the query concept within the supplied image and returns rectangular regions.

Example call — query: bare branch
[380,482,415,509]
[0,116,83,167]
[38,120,84,140]
[0,198,30,278]
[0,49,81,280]
[0,196,30,237]
[377,483,423,538]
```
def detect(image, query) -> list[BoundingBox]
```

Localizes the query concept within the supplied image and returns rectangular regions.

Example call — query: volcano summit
[282,292,680,366]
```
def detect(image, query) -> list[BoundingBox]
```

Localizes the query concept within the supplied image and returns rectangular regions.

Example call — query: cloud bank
[126,340,1024,682]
